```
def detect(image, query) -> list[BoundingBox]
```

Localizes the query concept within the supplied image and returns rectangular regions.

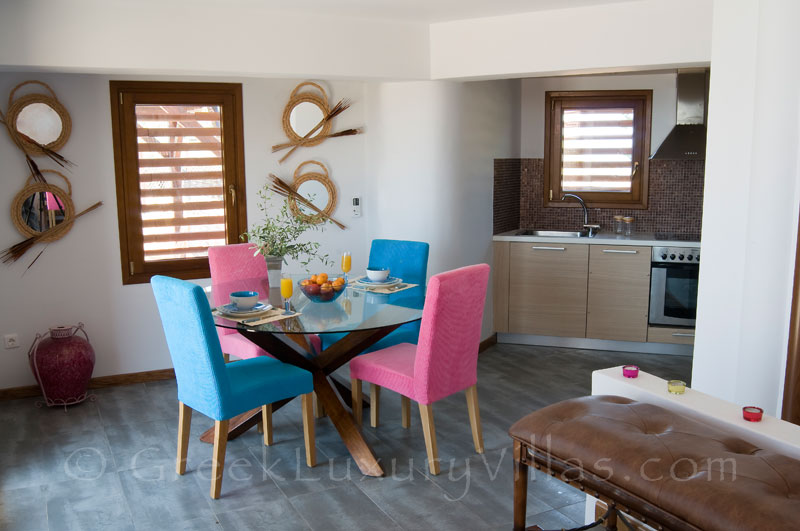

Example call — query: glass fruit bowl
[298,277,347,303]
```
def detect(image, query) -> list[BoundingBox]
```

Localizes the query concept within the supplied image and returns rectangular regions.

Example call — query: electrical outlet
[4,334,20,349]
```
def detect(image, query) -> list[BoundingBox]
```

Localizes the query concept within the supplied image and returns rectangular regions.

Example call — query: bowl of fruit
[298,273,347,303]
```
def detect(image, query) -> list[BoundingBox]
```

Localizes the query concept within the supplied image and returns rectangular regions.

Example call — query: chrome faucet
[561,193,600,237]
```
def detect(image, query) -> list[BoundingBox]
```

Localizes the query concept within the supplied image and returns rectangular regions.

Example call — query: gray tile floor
[0,344,692,531]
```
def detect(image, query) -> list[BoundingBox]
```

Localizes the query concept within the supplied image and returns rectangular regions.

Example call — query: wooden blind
[561,107,634,193]
[135,104,227,262]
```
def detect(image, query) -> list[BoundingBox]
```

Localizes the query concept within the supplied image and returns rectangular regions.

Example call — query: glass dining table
[205,275,425,477]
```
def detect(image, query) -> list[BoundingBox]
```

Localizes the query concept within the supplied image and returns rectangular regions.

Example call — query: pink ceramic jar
[28,323,95,406]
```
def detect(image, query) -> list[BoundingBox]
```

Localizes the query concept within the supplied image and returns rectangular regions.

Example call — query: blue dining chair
[151,275,316,499]
[321,239,430,353]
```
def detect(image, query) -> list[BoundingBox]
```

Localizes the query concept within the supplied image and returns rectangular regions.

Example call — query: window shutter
[561,107,634,193]
[136,104,227,262]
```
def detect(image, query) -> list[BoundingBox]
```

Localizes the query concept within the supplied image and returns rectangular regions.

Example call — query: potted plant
[243,188,332,286]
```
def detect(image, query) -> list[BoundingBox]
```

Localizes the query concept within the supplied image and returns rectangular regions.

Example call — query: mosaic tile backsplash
[495,158,705,236]
[493,159,521,234]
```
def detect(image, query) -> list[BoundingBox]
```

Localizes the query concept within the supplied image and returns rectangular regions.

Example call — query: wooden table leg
[513,440,529,531]
[313,371,384,477]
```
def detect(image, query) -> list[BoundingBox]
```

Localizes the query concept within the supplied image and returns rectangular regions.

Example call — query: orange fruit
[310,274,318,284]
[317,273,328,283]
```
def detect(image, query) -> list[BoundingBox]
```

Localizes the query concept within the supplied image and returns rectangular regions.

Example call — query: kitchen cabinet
[508,242,589,337]
[586,245,651,342]
[493,241,510,333]
[647,326,695,345]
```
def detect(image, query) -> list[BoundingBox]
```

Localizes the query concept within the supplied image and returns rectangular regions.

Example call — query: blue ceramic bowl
[230,290,259,310]
[298,279,347,303]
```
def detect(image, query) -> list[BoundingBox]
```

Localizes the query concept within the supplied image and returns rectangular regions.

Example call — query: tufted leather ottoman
[509,395,800,531]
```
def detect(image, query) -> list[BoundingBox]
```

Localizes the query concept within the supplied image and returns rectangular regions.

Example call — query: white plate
[355,276,401,287]
[217,302,271,316]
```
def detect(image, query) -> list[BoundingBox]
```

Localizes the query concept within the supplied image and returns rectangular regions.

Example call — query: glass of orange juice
[341,251,351,283]
[280,274,294,315]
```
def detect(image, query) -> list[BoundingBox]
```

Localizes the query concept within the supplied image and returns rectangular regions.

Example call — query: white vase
[265,255,284,289]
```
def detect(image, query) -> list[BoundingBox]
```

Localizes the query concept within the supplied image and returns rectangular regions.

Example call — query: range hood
[651,71,709,160]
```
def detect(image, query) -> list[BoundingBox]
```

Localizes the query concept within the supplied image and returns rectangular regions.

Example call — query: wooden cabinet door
[586,245,651,341]
[493,241,510,333]
[508,242,588,337]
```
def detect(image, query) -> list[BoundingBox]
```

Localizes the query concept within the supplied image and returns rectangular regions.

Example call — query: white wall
[0,0,430,80]
[365,80,520,337]
[0,72,370,388]
[429,0,712,80]
[520,72,677,158]
[693,0,800,415]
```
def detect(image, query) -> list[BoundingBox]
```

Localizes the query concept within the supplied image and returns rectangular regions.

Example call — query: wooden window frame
[543,90,652,209]
[110,81,247,285]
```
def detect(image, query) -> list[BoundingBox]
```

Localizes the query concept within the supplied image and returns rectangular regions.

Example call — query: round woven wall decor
[5,80,72,156]
[288,160,337,224]
[281,82,331,148]
[11,170,75,242]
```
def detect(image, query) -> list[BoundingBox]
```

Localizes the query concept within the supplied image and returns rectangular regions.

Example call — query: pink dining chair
[349,263,490,475]
[209,243,272,363]
[209,243,324,423]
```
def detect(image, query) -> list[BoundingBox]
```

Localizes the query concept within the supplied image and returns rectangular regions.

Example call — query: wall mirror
[281,82,331,147]
[288,160,337,224]
[11,171,75,241]
[4,81,71,155]
[290,101,326,139]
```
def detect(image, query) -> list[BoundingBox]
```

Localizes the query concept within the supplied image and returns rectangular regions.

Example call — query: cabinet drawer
[587,245,651,342]
[647,326,695,345]
[508,242,588,337]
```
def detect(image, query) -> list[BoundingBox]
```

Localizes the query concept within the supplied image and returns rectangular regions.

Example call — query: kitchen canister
[623,216,635,236]
[614,215,625,234]
[28,323,95,407]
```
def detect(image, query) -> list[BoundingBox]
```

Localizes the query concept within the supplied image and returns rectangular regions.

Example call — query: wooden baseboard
[0,368,176,401]
[479,333,498,354]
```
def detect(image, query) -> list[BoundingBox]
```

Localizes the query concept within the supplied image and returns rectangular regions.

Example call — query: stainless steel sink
[516,229,586,238]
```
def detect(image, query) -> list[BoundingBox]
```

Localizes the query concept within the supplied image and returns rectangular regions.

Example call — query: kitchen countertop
[493,229,701,248]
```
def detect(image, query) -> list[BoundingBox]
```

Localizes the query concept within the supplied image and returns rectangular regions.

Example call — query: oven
[649,246,700,327]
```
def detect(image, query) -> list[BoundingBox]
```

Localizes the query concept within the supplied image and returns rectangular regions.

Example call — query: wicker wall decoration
[288,160,337,224]
[272,81,362,163]
[281,82,332,149]
[4,80,72,156]
[11,170,76,242]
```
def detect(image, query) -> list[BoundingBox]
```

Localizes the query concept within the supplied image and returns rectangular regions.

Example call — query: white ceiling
[201,0,641,23]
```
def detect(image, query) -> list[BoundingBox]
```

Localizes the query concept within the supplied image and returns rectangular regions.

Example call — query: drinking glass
[280,274,294,314]
[341,251,352,283]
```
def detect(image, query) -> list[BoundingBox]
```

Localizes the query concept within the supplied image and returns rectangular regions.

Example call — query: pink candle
[622,365,639,378]
[743,406,763,422]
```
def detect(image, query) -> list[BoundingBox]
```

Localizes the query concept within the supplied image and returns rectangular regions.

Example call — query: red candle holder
[743,406,763,422]
[622,365,639,378]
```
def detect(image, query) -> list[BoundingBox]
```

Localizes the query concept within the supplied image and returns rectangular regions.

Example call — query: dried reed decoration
[287,161,337,225]
[268,174,346,230]
[273,82,362,163]
[1,201,103,265]
[3,80,72,156]
[11,171,75,242]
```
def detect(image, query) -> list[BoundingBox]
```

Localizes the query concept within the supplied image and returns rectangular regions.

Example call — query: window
[110,81,246,284]
[544,90,652,209]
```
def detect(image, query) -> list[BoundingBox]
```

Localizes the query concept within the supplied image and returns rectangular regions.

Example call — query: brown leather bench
[509,395,800,531]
